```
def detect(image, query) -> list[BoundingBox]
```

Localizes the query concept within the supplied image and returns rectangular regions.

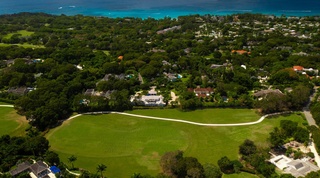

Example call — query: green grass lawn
[223,172,258,178]
[3,30,34,39]
[0,107,28,136]
[0,43,45,48]
[46,110,307,178]
[0,102,11,105]
[127,109,259,124]
[102,50,110,55]
[93,50,110,56]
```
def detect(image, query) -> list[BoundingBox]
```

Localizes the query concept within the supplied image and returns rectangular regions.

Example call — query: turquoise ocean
[0,0,319,19]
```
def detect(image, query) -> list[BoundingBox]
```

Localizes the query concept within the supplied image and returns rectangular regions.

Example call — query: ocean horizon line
[1,0,319,19]
[0,9,319,20]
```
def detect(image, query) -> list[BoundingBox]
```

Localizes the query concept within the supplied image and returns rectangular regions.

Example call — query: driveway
[303,87,320,167]
[0,105,14,107]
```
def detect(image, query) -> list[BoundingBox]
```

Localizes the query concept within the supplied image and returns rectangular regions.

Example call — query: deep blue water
[0,0,319,19]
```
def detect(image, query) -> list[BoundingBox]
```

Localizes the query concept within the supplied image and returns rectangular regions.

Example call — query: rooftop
[270,155,320,178]
[253,89,283,98]
[293,66,304,71]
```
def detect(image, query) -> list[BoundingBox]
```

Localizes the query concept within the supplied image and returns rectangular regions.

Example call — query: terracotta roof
[188,88,214,98]
[194,88,214,92]
[293,66,304,71]
[232,50,251,55]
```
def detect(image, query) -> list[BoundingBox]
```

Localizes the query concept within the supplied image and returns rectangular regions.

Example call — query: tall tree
[239,139,257,157]
[203,163,222,178]
[217,156,234,174]
[96,164,107,178]
[45,151,60,166]
[68,155,77,169]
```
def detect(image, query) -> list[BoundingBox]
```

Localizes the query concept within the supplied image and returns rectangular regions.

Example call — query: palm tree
[96,164,107,178]
[68,155,77,169]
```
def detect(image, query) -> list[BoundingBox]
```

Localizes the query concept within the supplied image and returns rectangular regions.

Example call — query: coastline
[0,8,319,19]
[1,0,320,19]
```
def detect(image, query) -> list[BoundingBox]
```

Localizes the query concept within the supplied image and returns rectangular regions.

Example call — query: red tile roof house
[231,50,251,55]
[188,87,214,98]
[293,66,304,71]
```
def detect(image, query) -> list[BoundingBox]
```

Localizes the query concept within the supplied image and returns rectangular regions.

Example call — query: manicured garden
[46,110,307,177]
[0,107,28,136]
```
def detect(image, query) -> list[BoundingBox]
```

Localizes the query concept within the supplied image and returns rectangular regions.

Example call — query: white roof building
[270,155,319,177]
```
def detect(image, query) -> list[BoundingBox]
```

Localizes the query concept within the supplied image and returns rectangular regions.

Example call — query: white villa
[270,155,319,177]
[131,87,165,106]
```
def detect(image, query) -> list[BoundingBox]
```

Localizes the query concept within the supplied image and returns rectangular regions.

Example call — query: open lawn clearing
[223,172,259,178]
[0,107,28,136]
[3,30,34,39]
[93,50,110,55]
[0,102,12,105]
[102,50,110,55]
[127,109,259,124]
[47,111,306,177]
[0,43,45,48]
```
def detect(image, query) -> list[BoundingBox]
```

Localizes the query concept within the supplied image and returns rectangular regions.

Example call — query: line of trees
[0,129,49,172]
[256,84,313,114]
[269,119,309,147]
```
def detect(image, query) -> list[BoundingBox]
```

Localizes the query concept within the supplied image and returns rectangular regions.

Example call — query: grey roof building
[253,89,283,98]
[10,161,52,178]
[270,155,320,178]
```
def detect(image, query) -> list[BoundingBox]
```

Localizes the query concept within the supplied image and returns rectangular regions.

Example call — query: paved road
[303,87,320,167]
[111,112,272,127]
[0,105,14,107]
[65,168,80,176]
[304,87,319,127]
[304,111,317,126]
[67,111,291,127]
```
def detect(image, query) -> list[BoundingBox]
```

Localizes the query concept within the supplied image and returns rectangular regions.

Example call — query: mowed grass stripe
[47,110,307,178]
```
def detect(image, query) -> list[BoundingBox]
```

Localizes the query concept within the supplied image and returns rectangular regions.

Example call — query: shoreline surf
[0,0,319,19]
